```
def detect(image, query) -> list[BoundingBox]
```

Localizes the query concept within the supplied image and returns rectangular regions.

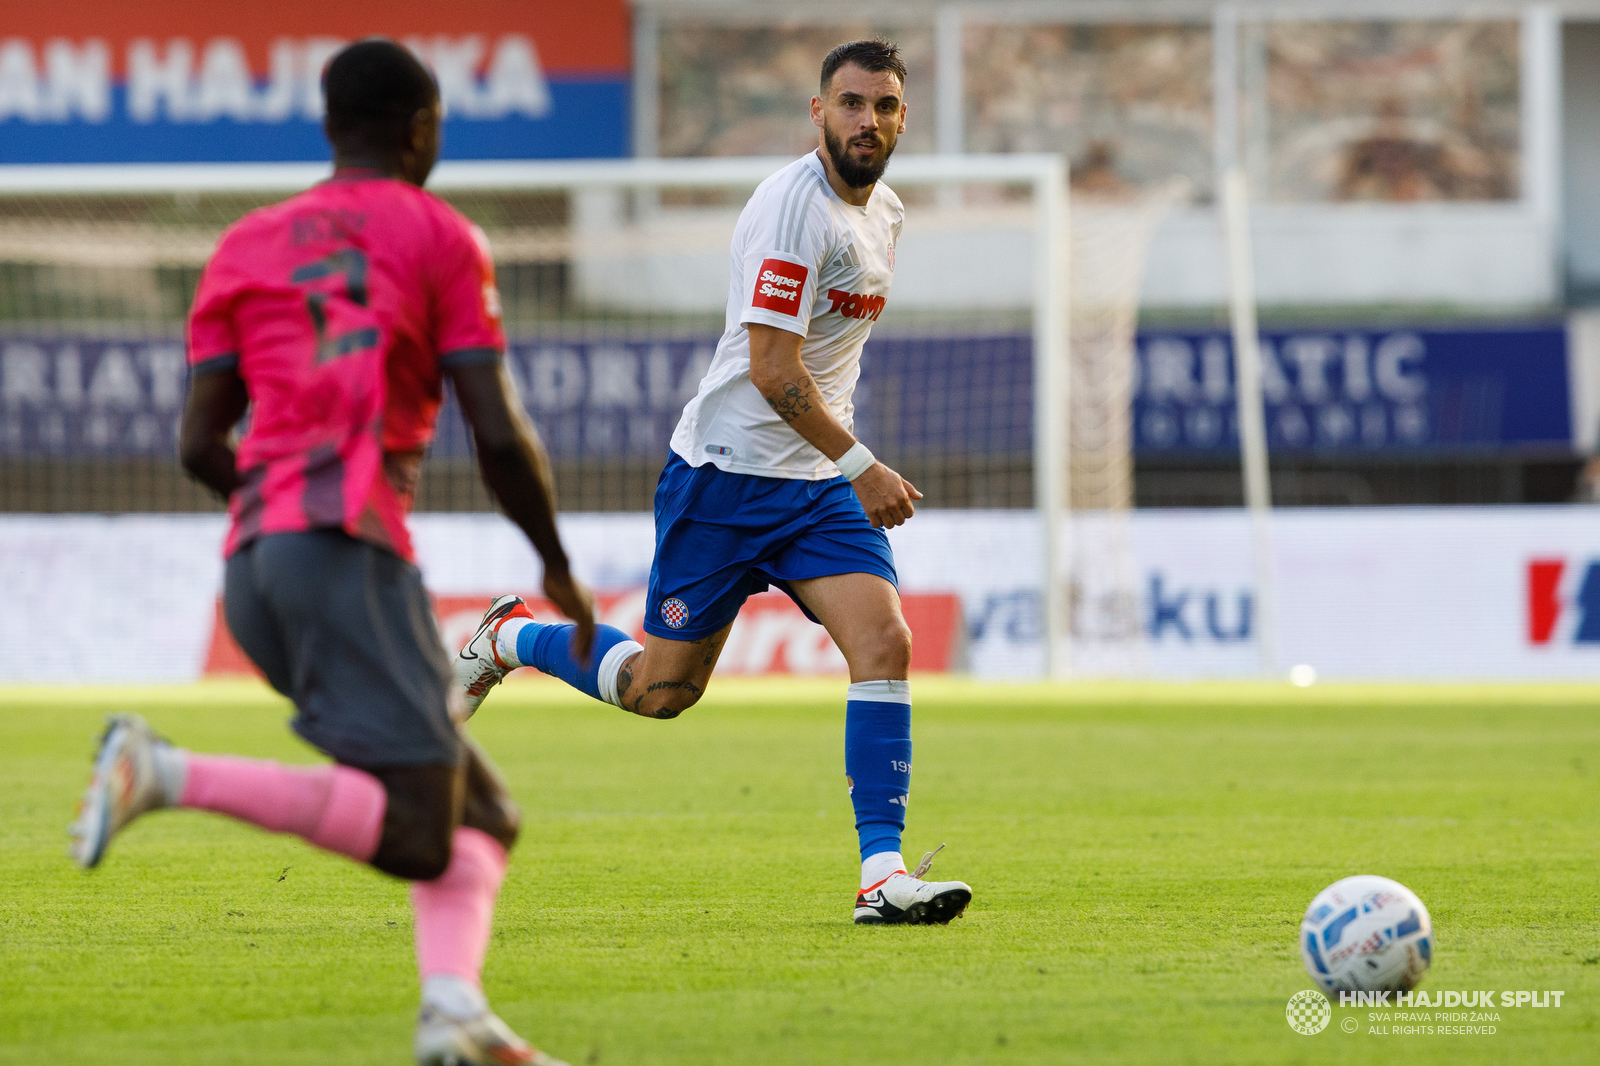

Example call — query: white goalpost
[1220,166,1280,679]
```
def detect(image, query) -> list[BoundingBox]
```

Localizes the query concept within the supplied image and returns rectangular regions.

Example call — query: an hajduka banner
[0,0,630,163]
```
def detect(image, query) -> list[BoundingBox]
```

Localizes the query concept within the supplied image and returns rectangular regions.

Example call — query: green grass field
[2,678,1598,1065]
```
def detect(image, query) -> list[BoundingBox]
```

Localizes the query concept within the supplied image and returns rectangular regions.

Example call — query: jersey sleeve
[431,213,506,369]
[737,180,833,338]
[187,240,243,375]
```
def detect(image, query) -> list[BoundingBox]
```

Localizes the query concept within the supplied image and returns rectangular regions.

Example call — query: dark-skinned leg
[358,762,464,881]
[382,737,520,1026]
[356,738,521,880]
[458,735,521,851]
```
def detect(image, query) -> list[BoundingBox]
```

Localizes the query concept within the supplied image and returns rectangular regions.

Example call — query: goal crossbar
[0,154,1065,194]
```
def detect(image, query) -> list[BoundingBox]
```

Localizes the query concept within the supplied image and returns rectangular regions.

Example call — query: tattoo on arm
[764,377,817,424]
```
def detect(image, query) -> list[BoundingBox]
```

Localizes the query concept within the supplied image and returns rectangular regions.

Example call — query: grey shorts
[223,530,461,768]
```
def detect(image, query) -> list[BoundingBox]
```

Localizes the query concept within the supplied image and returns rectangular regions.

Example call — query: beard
[823,121,896,189]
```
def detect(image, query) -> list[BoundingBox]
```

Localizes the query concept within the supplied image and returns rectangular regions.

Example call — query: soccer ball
[1299,874,1432,994]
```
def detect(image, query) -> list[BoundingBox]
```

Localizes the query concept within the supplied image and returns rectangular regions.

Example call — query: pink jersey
[188,171,504,562]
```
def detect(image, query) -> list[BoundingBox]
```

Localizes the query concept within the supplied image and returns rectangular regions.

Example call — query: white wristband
[834,441,876,481]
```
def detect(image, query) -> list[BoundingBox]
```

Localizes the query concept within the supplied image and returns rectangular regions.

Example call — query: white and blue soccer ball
[1299,874,1432,994]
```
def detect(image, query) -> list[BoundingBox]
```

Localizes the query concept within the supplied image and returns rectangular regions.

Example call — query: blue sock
[844,680,913,862]
[516,622,640,706]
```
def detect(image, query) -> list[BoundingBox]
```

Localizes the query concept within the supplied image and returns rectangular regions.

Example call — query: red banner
[205,589,964,678]
[7,0,628,77]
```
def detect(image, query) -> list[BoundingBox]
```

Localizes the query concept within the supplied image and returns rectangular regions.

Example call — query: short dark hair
[322,38,438,150]
[820,39,907,95]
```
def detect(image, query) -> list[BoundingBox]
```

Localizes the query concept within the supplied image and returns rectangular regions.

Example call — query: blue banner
[0,82,628,164]
[0,337,189,456]
[1132,325,1571,453]
[0,326,1573,459]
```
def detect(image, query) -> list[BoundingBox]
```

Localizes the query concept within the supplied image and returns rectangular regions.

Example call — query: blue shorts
[644,452,898,641]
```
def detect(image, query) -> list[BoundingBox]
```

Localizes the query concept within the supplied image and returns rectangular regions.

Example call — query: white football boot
[69,713,177,869]
[853,845,973,926]
[453,594,536,718]
[414,1004,568,1066]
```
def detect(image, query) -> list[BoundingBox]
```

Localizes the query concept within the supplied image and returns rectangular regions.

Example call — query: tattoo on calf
[695,631,727,667]
[622,678,704,720]
[647,679,703,696]
[765,378,816,424]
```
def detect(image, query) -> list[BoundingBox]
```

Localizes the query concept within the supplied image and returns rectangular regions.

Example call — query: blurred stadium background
[2,0,1599,682]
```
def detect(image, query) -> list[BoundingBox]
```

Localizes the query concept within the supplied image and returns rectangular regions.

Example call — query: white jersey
[670,151,903,479]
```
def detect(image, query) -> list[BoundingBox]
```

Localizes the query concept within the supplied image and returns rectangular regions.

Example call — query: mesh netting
[1064,180,1187,673]
[0,172,1058,515]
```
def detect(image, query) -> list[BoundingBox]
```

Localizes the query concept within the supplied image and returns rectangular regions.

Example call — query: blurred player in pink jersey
[67,39,590,1066]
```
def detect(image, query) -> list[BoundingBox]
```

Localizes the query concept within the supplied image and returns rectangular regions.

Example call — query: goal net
[1065,178,1189,676]
[0,155,1174,677]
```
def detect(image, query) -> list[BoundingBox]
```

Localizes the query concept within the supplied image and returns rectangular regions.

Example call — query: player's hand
[851,463,922,529]
[542,568,597,666]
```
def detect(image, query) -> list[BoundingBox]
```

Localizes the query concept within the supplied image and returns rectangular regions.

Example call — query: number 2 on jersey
[289,248,380,364]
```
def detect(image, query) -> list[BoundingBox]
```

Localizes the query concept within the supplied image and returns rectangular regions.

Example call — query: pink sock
[179,755,386,862]
[411,827,509,986]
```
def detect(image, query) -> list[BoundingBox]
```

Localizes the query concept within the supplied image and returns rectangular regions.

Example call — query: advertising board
[0,326,1572,460]
[203,589,964,681]
[0,1,629,162]
[3,508,1599,683]
[1132,324,1572,454]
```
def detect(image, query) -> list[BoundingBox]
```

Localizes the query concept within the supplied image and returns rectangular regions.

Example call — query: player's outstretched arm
[449,361,596,663]
[178,366,249,501]
[747,323,922,529]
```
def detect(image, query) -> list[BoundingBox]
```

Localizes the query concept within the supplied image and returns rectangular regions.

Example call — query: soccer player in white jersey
[455,40,971,925]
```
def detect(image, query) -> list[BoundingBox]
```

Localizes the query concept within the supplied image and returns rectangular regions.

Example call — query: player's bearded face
[822,108,898,189]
